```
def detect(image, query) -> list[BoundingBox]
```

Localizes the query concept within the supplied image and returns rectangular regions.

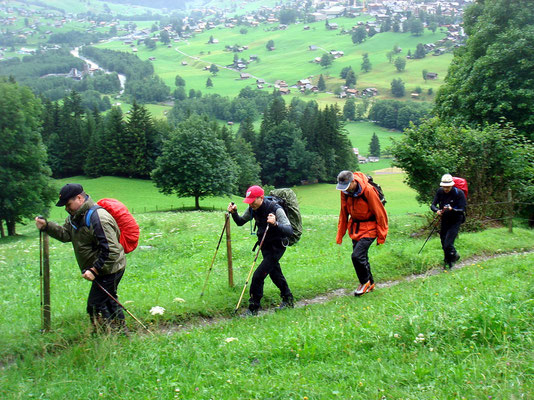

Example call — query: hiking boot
[243,308,258,317]
[276,295,294,311]
[367,282,375,292]
[354,281,371,296]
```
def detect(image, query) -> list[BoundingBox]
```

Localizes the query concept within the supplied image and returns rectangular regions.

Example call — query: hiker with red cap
[336,171,388,296]
[431,174,467,269]
[35,184,127,334]
[228,185,294,315]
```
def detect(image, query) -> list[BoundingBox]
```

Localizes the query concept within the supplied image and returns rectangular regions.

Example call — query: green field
[96,18,452,101]
[1,178,533,398]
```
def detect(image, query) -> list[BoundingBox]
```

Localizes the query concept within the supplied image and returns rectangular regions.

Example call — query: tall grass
[1,253,532,399]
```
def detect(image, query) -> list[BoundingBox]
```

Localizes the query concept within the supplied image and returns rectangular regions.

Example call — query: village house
[240,73,251,79]
[275,80,288,88]
[279,87,290,95]
[426,72,438,80]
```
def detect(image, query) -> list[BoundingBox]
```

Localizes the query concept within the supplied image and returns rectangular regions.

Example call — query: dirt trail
[159,249,533,334]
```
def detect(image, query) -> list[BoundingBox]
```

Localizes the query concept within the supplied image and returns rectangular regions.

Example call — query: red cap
[243,185,264,204]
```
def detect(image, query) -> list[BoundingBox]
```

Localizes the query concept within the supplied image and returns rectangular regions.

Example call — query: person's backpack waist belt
[350,216,376,235]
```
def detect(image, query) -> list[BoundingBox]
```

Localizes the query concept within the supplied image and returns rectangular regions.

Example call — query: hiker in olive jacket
[35,183,126,333]
[336,171,388,296]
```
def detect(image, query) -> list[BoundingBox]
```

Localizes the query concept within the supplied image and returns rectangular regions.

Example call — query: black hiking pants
[249,240,292,310]
[440,218,462,262]
[351,237,376,284]
[87,268,125,323]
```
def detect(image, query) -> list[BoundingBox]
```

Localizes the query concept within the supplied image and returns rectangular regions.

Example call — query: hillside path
[158,249,534,335]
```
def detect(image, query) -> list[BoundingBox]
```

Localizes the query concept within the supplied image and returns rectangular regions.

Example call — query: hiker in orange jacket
[336,171,388,296]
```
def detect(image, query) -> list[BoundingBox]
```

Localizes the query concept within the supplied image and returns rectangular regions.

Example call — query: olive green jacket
[44,196,126,275]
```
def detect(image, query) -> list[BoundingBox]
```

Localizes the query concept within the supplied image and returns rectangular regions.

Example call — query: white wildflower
[150,306,165,315]
[173,297,186,303]
[225,337,238,343]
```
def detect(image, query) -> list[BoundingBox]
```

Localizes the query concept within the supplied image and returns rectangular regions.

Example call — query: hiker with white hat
[430,174,467,269]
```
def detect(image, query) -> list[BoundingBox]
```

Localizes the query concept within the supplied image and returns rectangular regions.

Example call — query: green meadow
[0,188,532,398]
[96,18,452,101]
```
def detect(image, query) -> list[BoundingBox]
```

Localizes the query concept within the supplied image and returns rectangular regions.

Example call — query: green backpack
[269,188,303,246]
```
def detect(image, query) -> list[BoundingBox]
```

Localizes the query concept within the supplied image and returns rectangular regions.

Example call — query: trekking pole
[94,280,154,336]
[418,214,441,254]
[234,225,269,314]
[200,212,230,297]
[39,230,44,331]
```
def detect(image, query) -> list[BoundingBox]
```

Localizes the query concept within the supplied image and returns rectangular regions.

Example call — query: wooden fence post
[508,188,513,233]
[225,216,233,287]
[42,233,51,332]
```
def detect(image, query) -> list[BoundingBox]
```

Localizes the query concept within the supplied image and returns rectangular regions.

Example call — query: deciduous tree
[0,80,55,236]
[152,115,237,209]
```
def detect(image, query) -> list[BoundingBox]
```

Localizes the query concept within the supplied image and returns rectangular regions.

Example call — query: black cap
[56,183,83,207]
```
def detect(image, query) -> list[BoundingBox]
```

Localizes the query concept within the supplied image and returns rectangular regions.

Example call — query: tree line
[0,80,356,235]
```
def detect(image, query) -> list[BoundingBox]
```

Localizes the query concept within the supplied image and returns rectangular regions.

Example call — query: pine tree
[47,91,87,177]
[122,101,151,177]
[317,74,326,91]
[84,110,104,177]
[368,132,381,157]
[237,116,257,153]
[361,53,372,72]
[343,98,356,121]
[100,106,125,175]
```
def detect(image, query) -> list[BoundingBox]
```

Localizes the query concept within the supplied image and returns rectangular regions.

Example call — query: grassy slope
[96,18,451,100]
[1,253,532,399]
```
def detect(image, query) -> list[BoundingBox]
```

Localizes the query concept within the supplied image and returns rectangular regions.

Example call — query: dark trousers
[351,237,376,284]
[87,268,125,322]
[249,240,292,310]
[440,218,462,262]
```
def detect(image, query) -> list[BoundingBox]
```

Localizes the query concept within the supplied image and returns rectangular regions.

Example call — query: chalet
[240,73,251,79]
[256,78,265,84]
[249,55,258,61]
[328,22,339,30]
[362,87,378,96]
[309,45,318,51]
[346,88,359,97]
[257,84,264,89]
[310,13,327,21]
[411,93,420,99]
[275,80,288,88]
[368,156,380,163]
[300,84,318,93]
[426,72,438,80]
[132,48,138,52]
[330,50,344,58]
[279,87,290,95]
[314,57,322,63]
[297,79,311,86]
[181,61,188,65]
[323,6,346,17]
[148,57,156,61]
[304,26,310,30]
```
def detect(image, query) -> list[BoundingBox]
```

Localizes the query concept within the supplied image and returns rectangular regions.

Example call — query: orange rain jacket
[336,172,388,245]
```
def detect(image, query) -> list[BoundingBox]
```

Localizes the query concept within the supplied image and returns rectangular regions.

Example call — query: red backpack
[85,198,140,253]
[452,177,468,200]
